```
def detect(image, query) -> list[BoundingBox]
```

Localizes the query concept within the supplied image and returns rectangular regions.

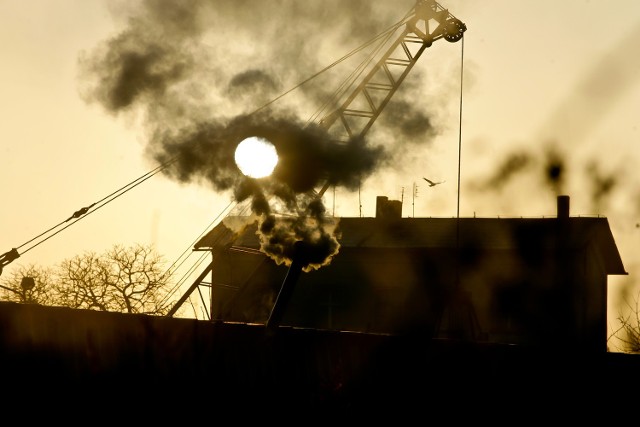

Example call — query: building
[194,195,627,353]
[0,194,635,414]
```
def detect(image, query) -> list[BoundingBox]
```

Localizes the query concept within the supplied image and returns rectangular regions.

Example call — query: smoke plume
[77,0,443,270]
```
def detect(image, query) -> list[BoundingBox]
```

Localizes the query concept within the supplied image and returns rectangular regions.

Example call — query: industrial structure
[183,194,626,354]
[168,0,468,319]
[1,193,631,411]
[1,0,638,415]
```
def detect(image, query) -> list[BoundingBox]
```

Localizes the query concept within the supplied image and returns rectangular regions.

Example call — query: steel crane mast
[266,0,466,326]
[316,0,466,196]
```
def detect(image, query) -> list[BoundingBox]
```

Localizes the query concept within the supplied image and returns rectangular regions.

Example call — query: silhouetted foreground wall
[0,301,638,414]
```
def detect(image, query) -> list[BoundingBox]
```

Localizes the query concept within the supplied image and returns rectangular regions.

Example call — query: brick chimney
[376,196,402,220]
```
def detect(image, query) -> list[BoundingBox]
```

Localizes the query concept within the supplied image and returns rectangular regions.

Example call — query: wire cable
[250,6,414,120]
[455,35,465,292]
[306,10,412,126]
[456,36,464,221]
[154,12,414,299]
[158,199,238,304]
[13,159,176,258]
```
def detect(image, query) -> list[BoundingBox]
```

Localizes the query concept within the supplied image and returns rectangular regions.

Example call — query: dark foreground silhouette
[1,301,637,418]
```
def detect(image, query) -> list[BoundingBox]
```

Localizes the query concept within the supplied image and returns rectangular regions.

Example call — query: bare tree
[54,244,172,315]
[0,244,174,315]
[0,264,57,305]
[609,290,640,354]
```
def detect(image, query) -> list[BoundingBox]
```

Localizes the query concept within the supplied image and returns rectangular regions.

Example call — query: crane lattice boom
[315,0,465,196]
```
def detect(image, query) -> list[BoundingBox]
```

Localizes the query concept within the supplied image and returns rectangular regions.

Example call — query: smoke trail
[145,111,381,269]
[467,19,640,217]
[77,0,445,269]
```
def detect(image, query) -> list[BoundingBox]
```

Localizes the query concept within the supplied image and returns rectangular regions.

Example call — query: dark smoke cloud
[543,144,566,195]
[379,99,438,140]
[226,69,280,104]
[257,198,340,272]
[149,112,384,194]
[79,33,194,112]
[584,161,617,212]
[465,20,640,218]
[77,0,444,270]
[469,150,531,192]
[468,138,624,220]
[468,142,568,198]
[145,110,383,269]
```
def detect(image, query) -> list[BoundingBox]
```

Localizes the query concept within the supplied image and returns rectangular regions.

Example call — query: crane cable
[159,198,260,316]
[160,8,416,314]
[456,35,464,241]
[306,6,414,126]
[0,157,178,273]
[249,5,414,120]
[158,199,238,306]
[0,4,413,284]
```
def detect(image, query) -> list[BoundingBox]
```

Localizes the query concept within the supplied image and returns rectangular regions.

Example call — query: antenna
[358,183,362,218]
[412,182,418,217]
[333,186,336,217]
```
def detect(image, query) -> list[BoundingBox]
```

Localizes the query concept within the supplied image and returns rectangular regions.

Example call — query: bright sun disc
[234,136,279,178]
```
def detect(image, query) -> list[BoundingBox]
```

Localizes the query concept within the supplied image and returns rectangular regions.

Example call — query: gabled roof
[194,216,627,275]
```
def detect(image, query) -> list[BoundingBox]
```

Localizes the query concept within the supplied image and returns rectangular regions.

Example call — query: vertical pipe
[266,242,307,330]
[557,195,570,219]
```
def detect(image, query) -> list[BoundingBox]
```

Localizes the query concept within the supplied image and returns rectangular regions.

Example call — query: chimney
[557,195,570,219]
[376,196,402,220]
[266,241,307,331]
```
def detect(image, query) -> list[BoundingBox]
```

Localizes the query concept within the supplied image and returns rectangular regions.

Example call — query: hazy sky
[1,0,639,337]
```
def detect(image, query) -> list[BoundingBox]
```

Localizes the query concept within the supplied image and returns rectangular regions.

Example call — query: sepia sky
[1,0,639,337]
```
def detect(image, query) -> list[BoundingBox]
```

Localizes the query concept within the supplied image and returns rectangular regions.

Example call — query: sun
[234,136,279,178]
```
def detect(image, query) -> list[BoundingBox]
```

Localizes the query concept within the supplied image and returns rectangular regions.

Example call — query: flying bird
[423,177,445,187]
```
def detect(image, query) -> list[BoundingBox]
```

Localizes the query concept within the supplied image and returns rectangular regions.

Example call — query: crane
[314,0,465,197]
[167,0,466,319]
[267,0,466,327]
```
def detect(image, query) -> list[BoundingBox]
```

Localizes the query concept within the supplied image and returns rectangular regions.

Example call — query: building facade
[194,195,627,353]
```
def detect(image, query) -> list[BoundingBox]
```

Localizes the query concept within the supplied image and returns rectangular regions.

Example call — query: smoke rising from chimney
[77,0,428,270]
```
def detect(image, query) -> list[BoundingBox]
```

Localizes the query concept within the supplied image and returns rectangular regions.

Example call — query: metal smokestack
[266,241,308,331]
[557,195,570,219]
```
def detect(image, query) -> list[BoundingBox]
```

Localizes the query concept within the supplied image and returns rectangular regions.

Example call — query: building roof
[194,215,627,276]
